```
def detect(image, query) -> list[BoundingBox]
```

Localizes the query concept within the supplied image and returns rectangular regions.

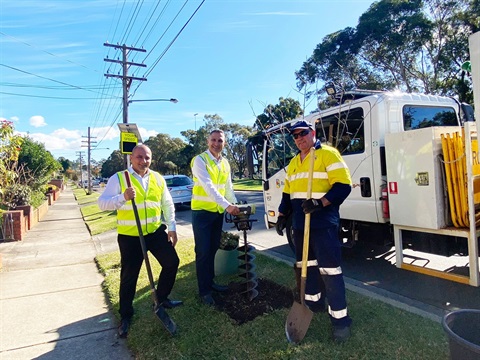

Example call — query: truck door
[315,101,379,223]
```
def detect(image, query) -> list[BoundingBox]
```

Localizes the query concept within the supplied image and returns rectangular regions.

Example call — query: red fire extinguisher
[380,184,390,219]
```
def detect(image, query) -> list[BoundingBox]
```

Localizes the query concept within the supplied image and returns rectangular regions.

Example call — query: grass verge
[96,238,448,360]
[232,178,263,191]
[73,188,117,235]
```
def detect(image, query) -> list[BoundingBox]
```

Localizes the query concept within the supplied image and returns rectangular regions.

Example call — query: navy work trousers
[294,225,352,328]
[192,209,223,296]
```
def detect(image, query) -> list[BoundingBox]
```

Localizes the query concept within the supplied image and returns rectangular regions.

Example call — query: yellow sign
[121,132,138,142]
[120,132,138,154]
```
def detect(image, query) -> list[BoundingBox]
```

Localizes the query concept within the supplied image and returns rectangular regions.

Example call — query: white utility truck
[248,85,480,286]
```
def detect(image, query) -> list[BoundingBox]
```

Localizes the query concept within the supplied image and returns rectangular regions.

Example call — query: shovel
[285,147,315,344]
[124,171,177,335]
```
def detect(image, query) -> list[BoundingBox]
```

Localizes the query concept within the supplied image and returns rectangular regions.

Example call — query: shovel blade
[285,301,313,344]
[154,305,177,336]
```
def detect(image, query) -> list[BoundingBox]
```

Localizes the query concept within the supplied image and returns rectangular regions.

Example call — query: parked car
[163,175,194,208]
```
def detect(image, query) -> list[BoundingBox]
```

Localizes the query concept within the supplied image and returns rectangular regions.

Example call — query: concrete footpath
[0,186,132,360]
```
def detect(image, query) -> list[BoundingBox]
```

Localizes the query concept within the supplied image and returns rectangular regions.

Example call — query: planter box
[214,249,239,276]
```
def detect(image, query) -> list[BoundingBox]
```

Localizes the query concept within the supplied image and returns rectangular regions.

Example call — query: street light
[128,98,178,104]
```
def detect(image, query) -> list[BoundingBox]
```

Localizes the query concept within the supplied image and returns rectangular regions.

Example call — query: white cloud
[10,116,19,122]
[17,131,82,151]
[29,115,47,127]
[51,128,82,139]
[91,126,120,141]
[139,127,158,141]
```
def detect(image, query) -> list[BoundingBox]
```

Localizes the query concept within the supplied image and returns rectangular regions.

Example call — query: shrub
[219,231,240,250]
[2,184,32,209]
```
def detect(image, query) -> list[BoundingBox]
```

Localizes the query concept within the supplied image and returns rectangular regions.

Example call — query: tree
[17,137,62,190]
[58,157,73,173]
[0,120,24,209]
[101,150,125,178]
[144,133,187,174]
[223,123,254,178]
[253,97,303,132]
[295,0,474,102]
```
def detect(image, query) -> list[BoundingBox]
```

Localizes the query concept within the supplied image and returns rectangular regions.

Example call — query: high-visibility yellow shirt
[116,171,165,236]
[284,144,351,199]
[284,144,351,229]
[191,152,230,213]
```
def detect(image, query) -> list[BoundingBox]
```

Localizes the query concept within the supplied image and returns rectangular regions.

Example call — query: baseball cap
[288,120,314,133]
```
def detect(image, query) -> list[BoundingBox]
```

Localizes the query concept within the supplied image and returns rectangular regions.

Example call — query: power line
[0,91,120,100]
[0,63,105,95]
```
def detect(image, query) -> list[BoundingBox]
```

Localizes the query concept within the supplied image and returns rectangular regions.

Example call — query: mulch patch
[213,278,294,325]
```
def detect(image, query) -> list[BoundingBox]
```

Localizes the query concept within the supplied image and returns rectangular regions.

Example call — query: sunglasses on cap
[292,129,311,139]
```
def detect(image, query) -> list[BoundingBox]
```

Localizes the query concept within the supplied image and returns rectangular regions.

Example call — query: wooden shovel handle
[300,147,315,303]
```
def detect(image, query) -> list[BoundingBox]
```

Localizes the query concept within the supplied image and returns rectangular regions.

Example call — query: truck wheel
[285,216,295,255]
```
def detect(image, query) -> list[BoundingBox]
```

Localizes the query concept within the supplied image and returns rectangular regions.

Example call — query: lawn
[96,238,449,360]
[73,188,117,235]
[232,178,263,191]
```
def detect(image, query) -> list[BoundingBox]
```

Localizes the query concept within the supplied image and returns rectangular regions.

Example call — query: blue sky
[0,0,376,162]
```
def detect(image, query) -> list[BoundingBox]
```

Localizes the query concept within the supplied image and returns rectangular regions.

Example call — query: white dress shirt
[98,167,176,231]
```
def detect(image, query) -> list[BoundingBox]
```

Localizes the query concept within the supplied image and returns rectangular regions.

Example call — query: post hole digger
[124,170,177,336]
[285,147,315,344]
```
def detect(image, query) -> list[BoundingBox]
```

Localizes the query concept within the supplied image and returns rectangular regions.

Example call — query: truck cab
[255,90,473,250]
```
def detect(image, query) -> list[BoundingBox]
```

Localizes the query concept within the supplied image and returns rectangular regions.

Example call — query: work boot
[161,298,183,309]
[333,325,351,342]
[200,294,216,306]
[118,318,131,339]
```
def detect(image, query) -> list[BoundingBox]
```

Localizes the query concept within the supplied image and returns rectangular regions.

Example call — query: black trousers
[117,226,179,320]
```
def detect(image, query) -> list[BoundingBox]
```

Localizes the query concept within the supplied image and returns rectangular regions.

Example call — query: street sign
[120,132,138,154]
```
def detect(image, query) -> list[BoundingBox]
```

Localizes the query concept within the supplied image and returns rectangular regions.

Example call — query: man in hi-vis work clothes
[98,144,182,338]
[276,120,353,342]
[191,129,240,306]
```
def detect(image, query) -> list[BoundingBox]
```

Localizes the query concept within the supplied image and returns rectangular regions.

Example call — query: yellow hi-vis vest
[116,171,165,236]
[191,152,230,213]
[284,144,352,200]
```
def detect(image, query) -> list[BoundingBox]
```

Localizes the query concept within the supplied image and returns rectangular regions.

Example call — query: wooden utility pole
[103,43,147,167]
[82,127,97,194]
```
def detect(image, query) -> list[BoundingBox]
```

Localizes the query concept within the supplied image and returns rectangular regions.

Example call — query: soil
[212,278,294,325]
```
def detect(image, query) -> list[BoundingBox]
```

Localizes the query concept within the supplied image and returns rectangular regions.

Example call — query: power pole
[82,127,97,195]
[103,43,147,168]
[76,151,85,188]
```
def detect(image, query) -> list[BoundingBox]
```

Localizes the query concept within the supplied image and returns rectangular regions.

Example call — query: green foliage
[296,0,475,103]
[0,120,24,193]
[30,190,47,209]
[254,97,303,132]
[144,133,187,174]
[219,231,240,250]
[17,137,62,190]
[2,184,32,209]
[101,150,125,178]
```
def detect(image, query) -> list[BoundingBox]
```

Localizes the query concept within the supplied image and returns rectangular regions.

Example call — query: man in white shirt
[190,130,240,306]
